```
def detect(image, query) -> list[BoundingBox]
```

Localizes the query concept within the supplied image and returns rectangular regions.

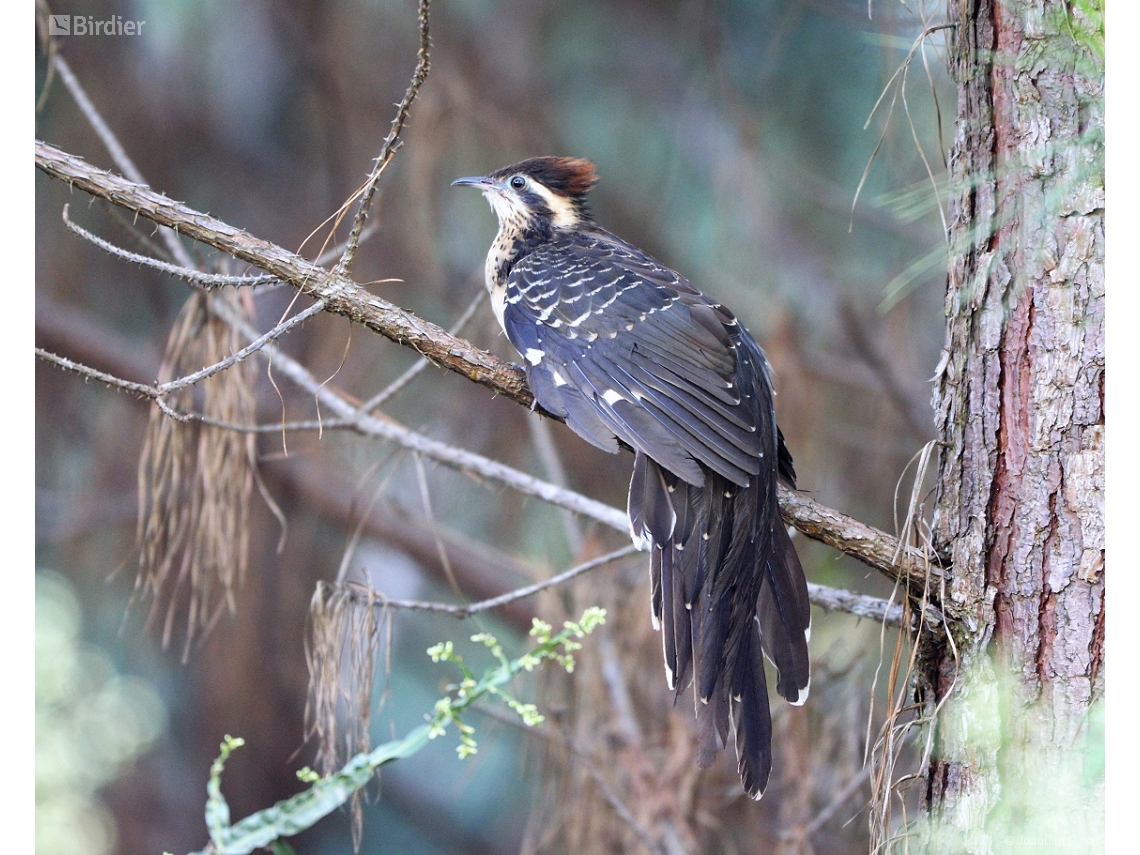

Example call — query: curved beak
[451,176,493,189]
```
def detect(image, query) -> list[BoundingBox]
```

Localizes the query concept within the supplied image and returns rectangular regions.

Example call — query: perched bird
[453,157,810,798]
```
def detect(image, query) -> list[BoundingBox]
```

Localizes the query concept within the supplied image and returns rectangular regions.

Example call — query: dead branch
[34,140,939,596]
[36,139,532,405]
[37,300,931,632]
[333,0,432,277]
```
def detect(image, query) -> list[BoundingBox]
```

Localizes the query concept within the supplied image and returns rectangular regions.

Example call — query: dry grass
[866,441,950,854]
[304,580,392,846]
[134,291,257,658]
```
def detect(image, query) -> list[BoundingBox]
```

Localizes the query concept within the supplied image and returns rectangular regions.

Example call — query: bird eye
[509,175,526,190]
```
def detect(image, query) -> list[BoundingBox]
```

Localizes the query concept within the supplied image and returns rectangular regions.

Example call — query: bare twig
[54,54,196,270]
[36,295,327,401]
[35,140,940,597]
[803,765,872,838]
[36,346,158,397]
[207,293,634,530]
[596,629,643,747]
[332,453,403,586]
[346,544,639,619]
[285,457,542,631]
[806,581,938,627]
[359,288,484,413]
[35,294,158,383]
[333,0,432,277]
[529,416,585,555]
[36,140,534,405]
[63,205,277,289]
[162,300,328,395]
[39,298,925,630]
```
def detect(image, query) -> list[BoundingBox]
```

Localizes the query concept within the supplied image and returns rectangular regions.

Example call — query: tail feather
[626,333,810,800]
[758,524,812,704]
[776,426,797,486]
[670,488,700,691]
[696,572,733,704]
[731,627,774,799]
[696,675,731,767]
[659,545,678,689]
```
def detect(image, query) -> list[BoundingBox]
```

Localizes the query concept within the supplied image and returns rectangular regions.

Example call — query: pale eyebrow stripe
[528,181,581,228]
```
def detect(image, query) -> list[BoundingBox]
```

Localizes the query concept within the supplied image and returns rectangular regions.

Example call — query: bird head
[452,157,598,230]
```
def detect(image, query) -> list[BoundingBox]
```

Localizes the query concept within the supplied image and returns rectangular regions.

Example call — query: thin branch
[359,288,484,413]
[35,297,326,402]
[36,139,533,405]
[35,346,192,426]
[803,765,872,838]
[806,581,938,628]
[35,294,158,383]
[334,454,402,586]
[54,54,196,270]
[412,451,461,599]
[529,417,585,555]
[35,140,940,596]
[36,347,157,397]
[209,292,631,531]
[40,316,922,629]
[151,415,342,434]
[351,545,640,618]
[333,0,432,277]
[63,205,277,289]
[316,222,380,268]
[158,300,327,395]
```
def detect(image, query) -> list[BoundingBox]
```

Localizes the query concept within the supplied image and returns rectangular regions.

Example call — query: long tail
[628,346,810,799]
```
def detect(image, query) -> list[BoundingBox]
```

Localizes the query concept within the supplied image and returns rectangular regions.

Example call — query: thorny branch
[34,294,327,405]
[34,140,938,601]
[333,0,432,277]
[62,204,278,290]
[341,543,927,628]
[36,139,532,405]
[38,296,930,628]
[38,274,934,636]
[341,545,641,619]
[37,284,926,631]
[40,284,934,628]
[53,53,197,270]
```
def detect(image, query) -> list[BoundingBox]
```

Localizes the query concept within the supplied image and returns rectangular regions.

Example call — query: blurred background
[35,0,951,853]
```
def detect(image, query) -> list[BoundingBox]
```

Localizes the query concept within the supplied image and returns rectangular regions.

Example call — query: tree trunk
[924,1,1104,851]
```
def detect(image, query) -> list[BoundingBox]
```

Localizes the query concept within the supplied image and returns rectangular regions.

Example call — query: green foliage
[911,661,1105,854]
[188,608,606,855]
[1063,0,1105,64]
[36,572,168,855]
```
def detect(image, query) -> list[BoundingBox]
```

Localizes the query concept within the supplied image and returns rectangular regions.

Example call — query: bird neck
[485,215,552,290]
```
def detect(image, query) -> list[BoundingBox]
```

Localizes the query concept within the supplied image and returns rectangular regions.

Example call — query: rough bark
[923,0,1104,851]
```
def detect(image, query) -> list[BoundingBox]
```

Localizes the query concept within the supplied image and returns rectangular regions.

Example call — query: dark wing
[501,230,765,490]
[503,229,810,800]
